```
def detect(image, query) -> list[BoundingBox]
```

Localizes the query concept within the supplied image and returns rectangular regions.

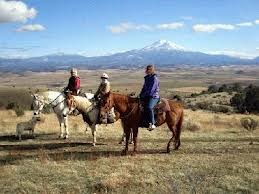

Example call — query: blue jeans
[144,97,159,124]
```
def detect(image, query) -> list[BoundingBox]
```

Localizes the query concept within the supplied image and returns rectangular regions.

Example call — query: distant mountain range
[0,40,258,73]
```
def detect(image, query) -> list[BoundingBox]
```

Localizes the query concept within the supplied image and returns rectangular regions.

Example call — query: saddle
[154,98,171,113]
[139,98,171,128]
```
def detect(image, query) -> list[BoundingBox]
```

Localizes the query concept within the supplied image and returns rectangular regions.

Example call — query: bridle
[33,93,64,114]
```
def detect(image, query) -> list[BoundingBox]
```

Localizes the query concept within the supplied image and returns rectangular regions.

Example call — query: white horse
[66,94,99,145]
[32,91,71,139]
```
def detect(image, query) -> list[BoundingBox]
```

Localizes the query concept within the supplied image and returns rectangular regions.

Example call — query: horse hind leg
[174,112,184,150]
[118,132,125,144]
[90,124,97,146]
[166,127,176,153]
[57,115,64,139]
[130,129,133,144]
[63,115,69,139]
[132,127,139,155]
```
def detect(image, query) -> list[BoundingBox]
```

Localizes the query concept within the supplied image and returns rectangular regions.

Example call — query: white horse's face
[32,94,45,116]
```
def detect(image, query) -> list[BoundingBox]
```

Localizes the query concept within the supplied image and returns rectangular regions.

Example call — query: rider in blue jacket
[140,64,160,130]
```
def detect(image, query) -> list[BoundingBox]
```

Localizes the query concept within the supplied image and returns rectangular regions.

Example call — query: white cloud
[193,24,235,32]
[255,20,259,24]
[16,24,45,32]
[236,22,253,27]
[107,22,152,34]
[156,22,184,30]
[108,22,185,34]
[0,0,37,23]
[256,48,259,50]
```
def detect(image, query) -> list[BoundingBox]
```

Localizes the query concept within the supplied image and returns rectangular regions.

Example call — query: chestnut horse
[100,92,184,155]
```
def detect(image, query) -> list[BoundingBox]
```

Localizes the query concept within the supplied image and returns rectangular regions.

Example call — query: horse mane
[111,93,139,104]
[73,96,92,112]
[37,91,63,100]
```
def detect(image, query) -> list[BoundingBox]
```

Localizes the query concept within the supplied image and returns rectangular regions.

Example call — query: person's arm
[104,82,111,94]
[149,76,159,97]
[94,84,101,98]
[140,80,146,98]
[75,77,80,91]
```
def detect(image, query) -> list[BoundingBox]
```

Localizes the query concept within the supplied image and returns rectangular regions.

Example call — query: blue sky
[0,0,259,58]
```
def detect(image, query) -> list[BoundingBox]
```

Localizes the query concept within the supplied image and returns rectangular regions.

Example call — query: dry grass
[0,67,259,193]
[0,109,258,193]
[169,87,207,94]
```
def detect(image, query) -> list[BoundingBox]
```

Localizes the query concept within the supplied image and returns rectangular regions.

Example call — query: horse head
[31,94,45,116]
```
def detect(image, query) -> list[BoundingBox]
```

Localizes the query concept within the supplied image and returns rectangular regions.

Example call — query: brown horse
[100,92,184,155]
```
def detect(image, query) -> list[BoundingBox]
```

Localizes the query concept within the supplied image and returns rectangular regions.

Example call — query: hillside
[1,40,258,73]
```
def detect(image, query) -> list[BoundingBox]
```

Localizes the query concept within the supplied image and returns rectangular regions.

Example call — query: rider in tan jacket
[94,73,116,123]
[94,73,110,99]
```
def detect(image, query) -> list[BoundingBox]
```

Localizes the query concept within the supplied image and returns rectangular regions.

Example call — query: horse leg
[118,132,125,144]
[90,124,97,146]
[85,122,89,132]
[166,112,177,153]
[132,127,139,155]
[174,112,184,150]
[57,115,64,138]
[167,129,176,153]
[63,115,69,139]
[130,129,133,144]
[122,127,131,156]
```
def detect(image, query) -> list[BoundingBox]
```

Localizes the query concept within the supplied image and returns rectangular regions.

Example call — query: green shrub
[6,102,18,109]
[240,117,258,132]
[208,85,219,93]
[245,85,259,113]
[240,117,258,144]
[210,105,232,113]
[173,95,182,101]
[42,104,53,114]
[14,106,25,117]
[6,102,25,116]
[196,102,211,110]
[183,119,201,131]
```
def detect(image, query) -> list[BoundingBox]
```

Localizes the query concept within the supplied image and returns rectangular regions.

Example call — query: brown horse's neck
[111,93,139,117]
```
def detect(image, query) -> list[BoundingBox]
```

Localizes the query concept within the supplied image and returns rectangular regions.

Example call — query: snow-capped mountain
[0,40,258,72]
[141,40,186,51]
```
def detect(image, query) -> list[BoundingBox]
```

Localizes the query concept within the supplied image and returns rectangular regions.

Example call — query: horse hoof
[129,141,133,144]
[121,150,127,156]
[167,148,171,153]
[92,143,96,146]
[118,141,123,144]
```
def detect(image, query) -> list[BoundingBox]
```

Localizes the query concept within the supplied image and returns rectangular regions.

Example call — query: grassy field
[0,68,259,193]
[0,109,258,193]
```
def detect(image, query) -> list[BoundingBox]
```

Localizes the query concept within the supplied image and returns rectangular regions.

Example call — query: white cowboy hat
[101,73,109,79]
